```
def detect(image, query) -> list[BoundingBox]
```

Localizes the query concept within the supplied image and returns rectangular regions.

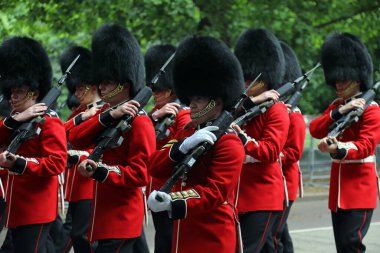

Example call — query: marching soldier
[68,24,156,252]
[232,28,289,253]
[270,42,307,253]
[147,36,245,253]
[60,45,101,252]
[0,36,67,252]
[310,33,380,253]
[145,44,191,253]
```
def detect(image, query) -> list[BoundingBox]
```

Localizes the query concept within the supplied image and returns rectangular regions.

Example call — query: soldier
[269,42,307,253]
[68,24,156,252]
[145,44,191,253]
[309,33,380,253]
[60,46,101,252]
[232,28,289,253]
[147,36,245,253]
[0,36,67,252]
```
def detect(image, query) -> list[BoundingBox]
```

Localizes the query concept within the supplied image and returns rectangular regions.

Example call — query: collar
[87,99,104,109]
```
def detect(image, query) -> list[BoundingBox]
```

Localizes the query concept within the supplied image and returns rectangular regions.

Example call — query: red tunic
[64,106,95,202]
[69,107,155,241]
[237,102,289,212]
[147,108,191,196]
[281,108,306,201]
[309,99,380,211]
[149,126,245,253]
[0,113,67,228]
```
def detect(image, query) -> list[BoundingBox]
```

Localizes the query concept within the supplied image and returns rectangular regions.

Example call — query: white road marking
[290,222,380,234]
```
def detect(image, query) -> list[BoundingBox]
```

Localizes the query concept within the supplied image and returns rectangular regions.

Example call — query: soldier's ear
[33,90,40,100]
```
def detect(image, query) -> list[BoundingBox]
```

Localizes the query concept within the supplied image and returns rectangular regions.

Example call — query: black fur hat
[0,36,52,100]
[173,36,244,110]
[145,44,176,91]
[321,32,373,90]
[60,46,93,94]
[280,42,302,83]
[234,28,285,89]
[91,24,145,96]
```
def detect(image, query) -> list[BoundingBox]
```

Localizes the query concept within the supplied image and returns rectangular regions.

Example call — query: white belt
[244,155,261,164]
[332,155,375,164]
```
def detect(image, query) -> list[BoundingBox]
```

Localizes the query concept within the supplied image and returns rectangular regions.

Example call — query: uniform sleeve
[0,117,15,146]
[170,109,191,138]
[64,110,85,134]
[169,134,245,220]
[281,111,306,165]
[244,103,290,163]
[11,117,67,176]
[68,110,107,149]
[333,105,380,160]
[91,116,156,188]
[309,100,342,139]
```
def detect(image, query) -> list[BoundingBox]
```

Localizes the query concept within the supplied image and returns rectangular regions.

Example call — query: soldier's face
[75,84,97,105]
[153,89,173,107]
[10,86,38,112]
[189,96,223,124]
[335,81,360,99]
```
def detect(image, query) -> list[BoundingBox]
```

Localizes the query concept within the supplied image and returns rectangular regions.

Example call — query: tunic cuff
[169,140,186,162]
[99,110,115,127]
[171,199,187,220]
[4,116,22,130]
[10,157,27,174]
[330,108,344,121]
[92,165,109,183]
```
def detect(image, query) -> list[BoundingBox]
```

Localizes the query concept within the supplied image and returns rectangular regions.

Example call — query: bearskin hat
[321,32,373,90]
[0,36,52,100]
[91,24,145,96]
[173,36,244,110]
[60,46,93,94]
[280,42,302,84]
[234,28,285,89]
[145,44,176,91]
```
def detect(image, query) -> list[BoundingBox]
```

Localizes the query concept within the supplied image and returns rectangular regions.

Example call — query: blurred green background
[1,0,380,120]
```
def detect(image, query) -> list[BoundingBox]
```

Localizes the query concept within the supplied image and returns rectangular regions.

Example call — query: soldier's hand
[251,90,280,104]
[230,123,242,134]
[81,106,101,121]
[179,126,218,154]
[338,98,365,114]
[13,103,47,122]
[151,102,180,120]
[148,190,172,212]
[0,151,16,169]
[318,137,338,154]
[78,159,97,177]
[110,100,140,119]
[285,104,292,113]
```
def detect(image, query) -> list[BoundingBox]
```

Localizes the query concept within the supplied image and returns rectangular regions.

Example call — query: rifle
[234,63,320,126]
[86,86,152,171]
[286,63,321,110]
[6,55,80,156]
[326,81,380,145]
[150,52,175,86]
[154,99,182,140]
[156,74,261,200]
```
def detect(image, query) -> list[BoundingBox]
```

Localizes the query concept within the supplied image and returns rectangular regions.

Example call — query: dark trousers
[96,238,137,253]
[69,200,93,253]
[239,210,282,253]
[280,223,293,253]
[53,207,73,253]
[11,221,53,253]
[132,227,150,253]
[152,211,172,253]
[331,208,373,253]
[262,201,294,253]
[0,230,14,253]
[0,198,5,233]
